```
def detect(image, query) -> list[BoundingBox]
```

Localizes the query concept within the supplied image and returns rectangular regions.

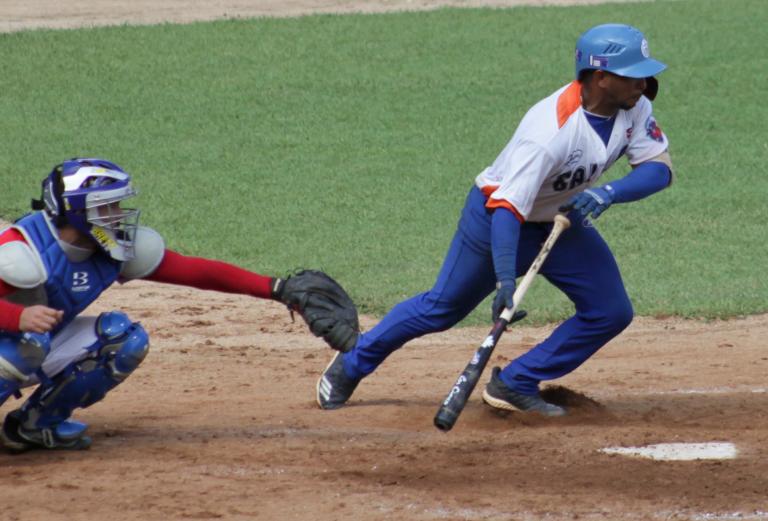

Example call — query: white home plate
[600,442,737,461]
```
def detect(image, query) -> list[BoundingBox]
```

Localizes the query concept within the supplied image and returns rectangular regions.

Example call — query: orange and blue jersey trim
[480,186,525,223]
[556,81,582,129]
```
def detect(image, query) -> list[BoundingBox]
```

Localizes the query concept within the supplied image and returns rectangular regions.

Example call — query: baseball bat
[433,214,571,432]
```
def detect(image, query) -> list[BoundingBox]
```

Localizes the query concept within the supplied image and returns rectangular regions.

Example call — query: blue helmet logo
[575,24,666,79]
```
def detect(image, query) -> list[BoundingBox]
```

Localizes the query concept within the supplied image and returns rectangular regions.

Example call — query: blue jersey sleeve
[605,161,671,203]
[491,207,521,284]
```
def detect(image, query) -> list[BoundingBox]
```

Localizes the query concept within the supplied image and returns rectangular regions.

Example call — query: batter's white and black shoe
[316,352,360,410]
[482,367,566,417]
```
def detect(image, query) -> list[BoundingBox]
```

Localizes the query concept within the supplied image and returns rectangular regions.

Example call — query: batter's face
[597,71,647,110]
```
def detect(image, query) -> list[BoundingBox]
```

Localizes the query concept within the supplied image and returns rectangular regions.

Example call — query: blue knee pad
[0,333,51,407]
[19,312,149,429]
[94,311,150,381]
[0,333,51,380]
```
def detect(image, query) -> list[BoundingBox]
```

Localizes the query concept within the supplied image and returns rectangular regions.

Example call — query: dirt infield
[1,2,767,520]
[0,0,648,32]
[2,282,767,520]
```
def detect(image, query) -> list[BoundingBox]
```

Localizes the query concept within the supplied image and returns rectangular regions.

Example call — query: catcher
[0,158,358,452]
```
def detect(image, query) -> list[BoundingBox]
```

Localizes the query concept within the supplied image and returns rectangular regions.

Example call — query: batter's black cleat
[1,409,92,453]
[316,352,360,410]
[482,367,566,417]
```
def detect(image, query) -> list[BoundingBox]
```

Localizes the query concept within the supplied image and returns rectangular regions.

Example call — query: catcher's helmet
[32,158,140,261]
[575,24,666,79]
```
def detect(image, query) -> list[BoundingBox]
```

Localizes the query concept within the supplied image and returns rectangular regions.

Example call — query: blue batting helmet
[575,24,666,79]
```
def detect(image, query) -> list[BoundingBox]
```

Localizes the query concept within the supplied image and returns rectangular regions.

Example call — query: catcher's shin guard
[0,333,51,381]
[0,378,21,409]
[4,312,149,451]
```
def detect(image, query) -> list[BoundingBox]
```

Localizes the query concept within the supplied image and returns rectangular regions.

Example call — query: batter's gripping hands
[492,282,516,324]
[272,270,360,352]
[560,185,615,219]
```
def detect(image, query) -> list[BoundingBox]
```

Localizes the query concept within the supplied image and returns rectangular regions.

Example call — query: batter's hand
[559,185,615,219]
[492,282,516,323]
[19,305,64,333]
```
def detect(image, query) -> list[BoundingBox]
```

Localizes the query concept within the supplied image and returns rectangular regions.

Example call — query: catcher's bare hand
[19,305,63,333]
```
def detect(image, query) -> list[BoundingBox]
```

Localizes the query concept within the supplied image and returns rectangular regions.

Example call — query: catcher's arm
[144,249,274,298]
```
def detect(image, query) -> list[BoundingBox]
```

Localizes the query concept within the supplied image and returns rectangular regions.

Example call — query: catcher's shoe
[482,367,566,417]
[1,409,92,453]
[316,352,360,410]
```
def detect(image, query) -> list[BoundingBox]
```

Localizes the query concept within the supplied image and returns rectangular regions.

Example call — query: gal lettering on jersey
[551,163,600,192]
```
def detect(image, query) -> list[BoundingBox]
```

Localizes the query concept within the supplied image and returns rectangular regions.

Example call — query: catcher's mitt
[272,270,359,352]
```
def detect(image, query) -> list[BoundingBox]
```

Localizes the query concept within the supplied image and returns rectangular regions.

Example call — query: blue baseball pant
[343,186,633,395]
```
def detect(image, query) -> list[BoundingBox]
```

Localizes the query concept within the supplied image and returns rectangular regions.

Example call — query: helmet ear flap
[643,76,659,101]
[32,164,69,227]
[52,167,68,227]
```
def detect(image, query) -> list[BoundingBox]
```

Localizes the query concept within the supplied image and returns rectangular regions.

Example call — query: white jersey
[475,81,669,222]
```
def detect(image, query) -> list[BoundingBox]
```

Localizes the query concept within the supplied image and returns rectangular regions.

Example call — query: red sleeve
[0,300,23,333]
[143,249,274,300]
[0,228,28,332]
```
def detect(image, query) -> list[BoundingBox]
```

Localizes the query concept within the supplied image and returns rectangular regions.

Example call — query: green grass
[0,0,765,324]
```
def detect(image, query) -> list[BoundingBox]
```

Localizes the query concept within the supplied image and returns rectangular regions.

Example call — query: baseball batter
[317,24,673,416]
[0,158,357,451]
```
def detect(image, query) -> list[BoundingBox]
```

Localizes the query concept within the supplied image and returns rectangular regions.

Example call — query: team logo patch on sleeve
[645,116,664,142]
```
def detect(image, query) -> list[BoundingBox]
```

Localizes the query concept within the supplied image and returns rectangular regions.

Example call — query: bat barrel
[433,376,479,432]
[434,407,460,432]
[432,347,492,432]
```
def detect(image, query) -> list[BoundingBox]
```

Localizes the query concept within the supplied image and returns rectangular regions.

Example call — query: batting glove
[492,282,522,324]
[559,185,615,219]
